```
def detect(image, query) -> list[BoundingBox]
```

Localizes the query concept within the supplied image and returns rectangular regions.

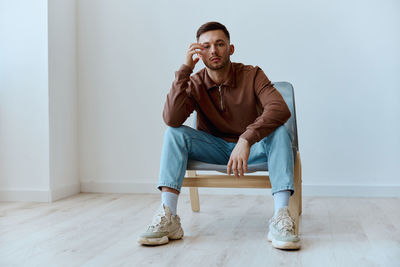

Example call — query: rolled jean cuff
[157,182,181,193]
[272,186,295,196]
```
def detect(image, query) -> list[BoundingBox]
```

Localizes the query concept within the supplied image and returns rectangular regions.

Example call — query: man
[137,22,300,250]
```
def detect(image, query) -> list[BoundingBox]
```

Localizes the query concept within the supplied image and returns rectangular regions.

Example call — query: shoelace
[148,211,168,231]
[272,210,295,234]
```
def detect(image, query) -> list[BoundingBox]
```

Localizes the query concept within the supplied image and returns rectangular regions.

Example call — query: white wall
[1,0,398,200]
[0,0,50,201]
[48,0,80,200]
[78,0,400,196]
[0,0,79,202]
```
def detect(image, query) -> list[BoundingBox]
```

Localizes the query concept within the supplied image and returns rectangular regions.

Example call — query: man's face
[197,30,234,71]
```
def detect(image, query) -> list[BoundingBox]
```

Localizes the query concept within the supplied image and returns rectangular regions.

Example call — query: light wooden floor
[1,193,399,267]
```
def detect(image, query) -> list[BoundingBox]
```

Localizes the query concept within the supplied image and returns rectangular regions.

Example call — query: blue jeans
[157,125,294,196]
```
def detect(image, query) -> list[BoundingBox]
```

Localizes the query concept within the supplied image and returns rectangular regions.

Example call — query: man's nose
[210,45,218,54]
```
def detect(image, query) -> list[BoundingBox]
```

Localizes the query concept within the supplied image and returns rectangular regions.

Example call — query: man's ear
[230,44,235,55]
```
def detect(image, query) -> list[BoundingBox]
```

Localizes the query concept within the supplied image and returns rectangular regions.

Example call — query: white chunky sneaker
[268,207,301,250]
[137,204,184,246]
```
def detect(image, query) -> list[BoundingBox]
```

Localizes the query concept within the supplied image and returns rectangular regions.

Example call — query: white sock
[273,190,291,216]
[161,191,179,215]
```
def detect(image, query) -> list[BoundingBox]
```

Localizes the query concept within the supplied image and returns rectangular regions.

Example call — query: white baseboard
[302,184,400,197]
[0,189,51,202]
[80,181,400,197]
[2,182,398,202]
[80,181,159,194]
[0,183,81,203]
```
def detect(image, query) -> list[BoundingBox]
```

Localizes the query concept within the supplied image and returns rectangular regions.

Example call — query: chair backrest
[192,81,299,151]
[274,82,299,152]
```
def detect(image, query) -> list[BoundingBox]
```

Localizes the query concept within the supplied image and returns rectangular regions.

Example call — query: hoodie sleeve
[163,64,196,127]
[239,67,291,146]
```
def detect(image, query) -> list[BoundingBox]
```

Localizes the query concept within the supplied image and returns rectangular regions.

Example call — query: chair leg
[289,151,301,235]
[186,170,200,212]
[298,153,302,216]
[189,187,200,212]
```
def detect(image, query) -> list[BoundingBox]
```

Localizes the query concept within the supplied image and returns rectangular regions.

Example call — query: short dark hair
[196,21,230,41]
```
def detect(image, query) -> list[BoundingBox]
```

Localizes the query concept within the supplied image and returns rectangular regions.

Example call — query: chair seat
[187,160,268,173]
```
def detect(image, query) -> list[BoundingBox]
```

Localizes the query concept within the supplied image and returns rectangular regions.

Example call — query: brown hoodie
[163,62,291,146]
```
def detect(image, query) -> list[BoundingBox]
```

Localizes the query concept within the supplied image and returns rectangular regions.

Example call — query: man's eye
[203,46,210,48]
[218,43,225,46]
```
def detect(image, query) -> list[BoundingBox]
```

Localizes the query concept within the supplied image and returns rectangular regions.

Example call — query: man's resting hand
[227,138,250,177]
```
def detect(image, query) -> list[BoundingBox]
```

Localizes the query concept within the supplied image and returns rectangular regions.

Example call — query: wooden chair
[182,81,302,234]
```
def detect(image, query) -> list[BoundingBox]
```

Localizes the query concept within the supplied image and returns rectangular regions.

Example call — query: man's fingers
[189,46,204,54]
[190,49,203,58]
[189,45,204,54]
[186,50,201,68]
[189,50,202,59]
[188,50,198,56]
[232,160,238,177]
[184,43,204,69]
[228,157,248,177]
[238,159,243,176]
[227,159,232,175]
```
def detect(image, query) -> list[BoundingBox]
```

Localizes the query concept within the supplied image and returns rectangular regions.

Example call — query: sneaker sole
[267,231,301,250]
[137,227,184,246]
[137,235,169,246]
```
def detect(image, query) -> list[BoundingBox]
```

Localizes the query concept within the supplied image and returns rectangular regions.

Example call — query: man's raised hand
[184,43,203,70]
